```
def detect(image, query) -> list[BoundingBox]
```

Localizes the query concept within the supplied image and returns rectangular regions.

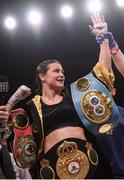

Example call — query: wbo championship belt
[11,108,37,168]
[70,73,119,135]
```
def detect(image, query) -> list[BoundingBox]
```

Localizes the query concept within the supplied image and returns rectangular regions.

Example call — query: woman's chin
[55,85,64,91]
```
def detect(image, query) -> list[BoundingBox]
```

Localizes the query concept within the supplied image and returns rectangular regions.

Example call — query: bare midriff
[44,126,86,154]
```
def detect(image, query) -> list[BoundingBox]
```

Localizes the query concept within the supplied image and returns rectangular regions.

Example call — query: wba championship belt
[70,73,119,135]
[11,108,37,168]
[56,141,90,179]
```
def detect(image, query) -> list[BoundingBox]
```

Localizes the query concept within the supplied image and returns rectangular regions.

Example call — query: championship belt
[70,73,119,135]
[56,141,96,179]
[11,108,37,168]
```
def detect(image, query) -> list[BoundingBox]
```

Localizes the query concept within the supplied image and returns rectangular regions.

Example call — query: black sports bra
[41,94,84,137]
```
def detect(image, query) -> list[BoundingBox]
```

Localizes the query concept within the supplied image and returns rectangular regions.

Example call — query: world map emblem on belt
[16,135,37,167]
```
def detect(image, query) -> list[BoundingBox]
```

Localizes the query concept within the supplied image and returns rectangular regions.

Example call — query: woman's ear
[39,73,46,82]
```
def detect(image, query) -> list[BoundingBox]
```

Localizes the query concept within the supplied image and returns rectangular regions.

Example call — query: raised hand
[89,14,108,36]
[6,85,31,112]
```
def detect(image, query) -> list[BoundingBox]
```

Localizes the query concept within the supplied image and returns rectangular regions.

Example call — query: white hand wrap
[7,85,31,107]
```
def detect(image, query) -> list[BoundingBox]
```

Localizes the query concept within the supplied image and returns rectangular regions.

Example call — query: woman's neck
[41,88,63,105]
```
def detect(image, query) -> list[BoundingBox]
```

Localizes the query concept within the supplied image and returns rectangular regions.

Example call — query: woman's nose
[60,72,64,78]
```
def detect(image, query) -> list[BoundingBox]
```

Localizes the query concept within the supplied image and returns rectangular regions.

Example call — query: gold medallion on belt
[76,77,91,91]
[81,90,112,125]
[56,141,90,179]
[40,159,55,179]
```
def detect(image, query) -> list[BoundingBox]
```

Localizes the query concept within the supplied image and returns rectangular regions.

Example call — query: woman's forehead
[48,62,63,69]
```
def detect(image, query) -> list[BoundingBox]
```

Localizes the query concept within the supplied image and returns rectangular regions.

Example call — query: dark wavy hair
[35,59,68,95]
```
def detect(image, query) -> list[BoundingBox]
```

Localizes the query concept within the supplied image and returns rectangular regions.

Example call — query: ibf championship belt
[11,108,37,168]
[70,73,119,135]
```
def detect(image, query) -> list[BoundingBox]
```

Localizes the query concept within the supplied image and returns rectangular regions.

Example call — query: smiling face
[39,62,65,91]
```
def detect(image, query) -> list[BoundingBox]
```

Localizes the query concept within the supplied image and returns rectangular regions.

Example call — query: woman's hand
[89,14,108,36]
[0,105,10,123]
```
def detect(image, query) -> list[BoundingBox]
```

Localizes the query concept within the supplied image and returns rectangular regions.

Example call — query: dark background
[0,0,124,106]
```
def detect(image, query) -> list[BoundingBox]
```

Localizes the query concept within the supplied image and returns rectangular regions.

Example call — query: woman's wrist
[111,46,120,56]
[96,32,117,49]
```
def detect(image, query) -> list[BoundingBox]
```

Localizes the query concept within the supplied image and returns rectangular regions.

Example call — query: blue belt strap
[70,73,119,135]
